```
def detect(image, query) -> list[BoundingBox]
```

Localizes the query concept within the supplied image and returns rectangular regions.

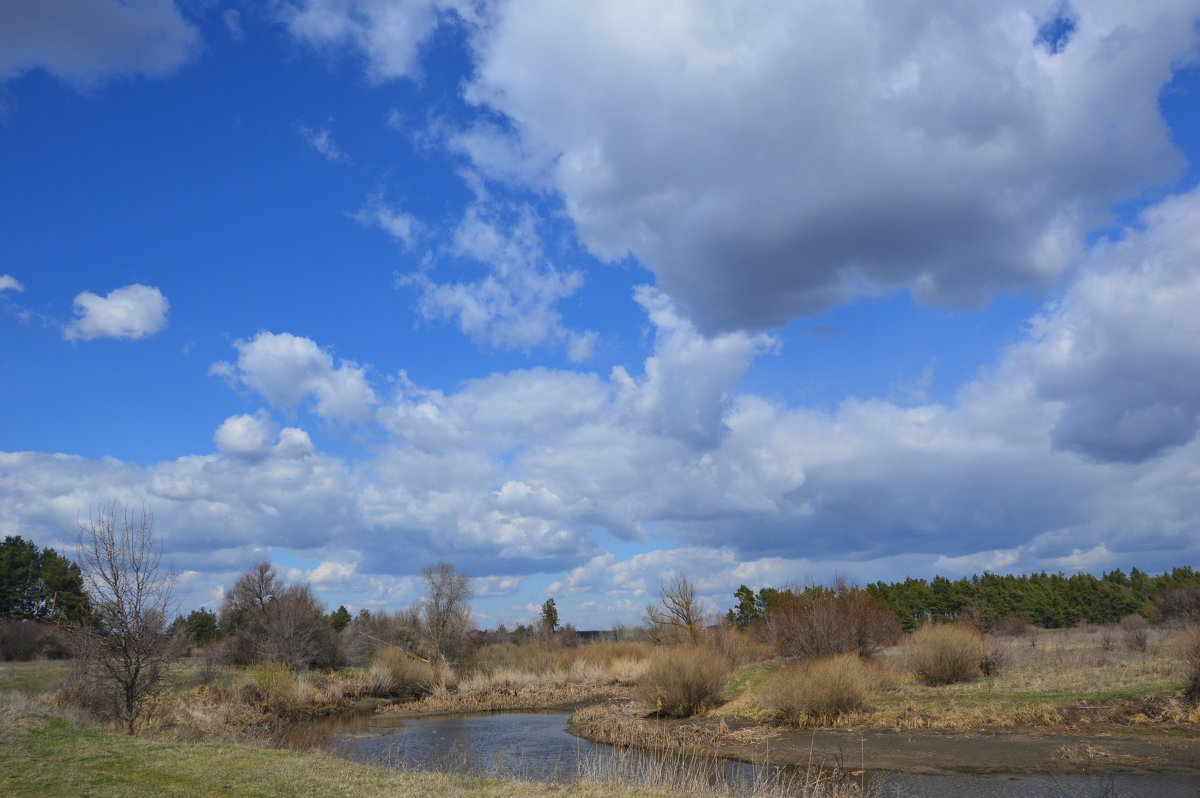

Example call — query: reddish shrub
[768,577,901,659]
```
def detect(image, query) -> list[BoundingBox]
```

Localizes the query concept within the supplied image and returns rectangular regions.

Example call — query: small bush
[368,646,435,699]
[1120,614,1149,652]
[639,645,731,717]
[1099,627,1116,651]
[995,615,1032,638]
[904,624,983,686]
[0,621,47,661]
[760,653,870,724]
[979,638,1006,677]
[1181,629,1200,707]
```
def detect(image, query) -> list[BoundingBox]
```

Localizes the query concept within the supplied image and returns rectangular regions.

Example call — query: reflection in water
[322,710,1200,798]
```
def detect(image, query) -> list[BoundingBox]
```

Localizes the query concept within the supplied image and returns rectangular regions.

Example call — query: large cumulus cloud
[458,0,1199,331]
[287,0,1200,334]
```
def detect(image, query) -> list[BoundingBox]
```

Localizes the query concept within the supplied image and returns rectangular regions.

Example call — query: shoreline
[566,701,1200,776]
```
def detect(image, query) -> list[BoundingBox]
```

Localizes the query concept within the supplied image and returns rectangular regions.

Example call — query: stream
[314,710,1200,797]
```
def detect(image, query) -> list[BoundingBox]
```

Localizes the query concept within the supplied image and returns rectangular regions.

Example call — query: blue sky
[3,1,1200,629]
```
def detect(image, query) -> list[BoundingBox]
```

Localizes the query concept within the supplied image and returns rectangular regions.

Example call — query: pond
[318,710,1200,797]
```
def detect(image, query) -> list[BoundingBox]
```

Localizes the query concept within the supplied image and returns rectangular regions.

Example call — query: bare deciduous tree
[218,561,282,665]
[69,502,176,733]
[420,562,474,663]
[259,584,338,671]
[644,573,704,644]
[219,561,281,631]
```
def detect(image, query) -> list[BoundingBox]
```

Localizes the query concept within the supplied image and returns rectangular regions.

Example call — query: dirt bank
[570,702,1200,776]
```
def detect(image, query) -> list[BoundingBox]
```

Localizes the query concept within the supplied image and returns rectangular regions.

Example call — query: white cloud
[1019,189,1200,462]
[223,8,244,41]
[0,0,199,85]
[354,198,420,247]
[454,0,1199,332]
[402,200,596,357]
[0,275,24,292]
[299,122,351,164]
[63,283,169,341]
[214,410,314,460]
[473,575,524,597]
[210,331,377,422]
[280,0,442,83]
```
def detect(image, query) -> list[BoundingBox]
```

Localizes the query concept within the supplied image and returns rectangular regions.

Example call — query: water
[323,710,1200,797]
[328,710,594,781]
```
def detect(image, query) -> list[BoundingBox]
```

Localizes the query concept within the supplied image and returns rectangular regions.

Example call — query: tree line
[726,566,1200,634]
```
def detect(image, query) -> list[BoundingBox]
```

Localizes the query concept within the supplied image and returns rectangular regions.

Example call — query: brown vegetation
[768,577,900,660]
[1121,614,1150,651]
[759,654,872,725]
[902,623,983,686]
[639,644,732,717]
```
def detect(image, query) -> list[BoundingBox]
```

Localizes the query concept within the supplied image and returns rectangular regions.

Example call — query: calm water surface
[323,710,1200,797]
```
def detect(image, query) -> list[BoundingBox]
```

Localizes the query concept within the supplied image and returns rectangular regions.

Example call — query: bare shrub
[643,574,705,645]
[996,615,1032,637]
[0,620,48,661]
[1182,628,1200,707]
[979,637,1007,677]
[704,622,763,665]
[760,653,870,724]
[343,607,422,666]
[904,623,983,686]
[1154,584,1200,627]
[1120,614,1149,652]
[769,576,901,660]
[1099,626,1116,651]
[368,645,435,699]
[639,644,731,717]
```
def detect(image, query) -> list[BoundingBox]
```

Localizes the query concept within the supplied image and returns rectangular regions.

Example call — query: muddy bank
[741,728,1200,775]
[570,703,1200,776]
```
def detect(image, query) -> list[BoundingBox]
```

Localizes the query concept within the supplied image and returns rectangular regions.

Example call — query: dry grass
[903,624,982,686]
[639,645,732,718]
[396,646,647,714]
[368,646,436,699]
[875,626,1200,730]
[1177,627,1200,706]
[712,626,1200,733]
[758,655,875,725]
[476,640,654,672]
[569,703,859,797]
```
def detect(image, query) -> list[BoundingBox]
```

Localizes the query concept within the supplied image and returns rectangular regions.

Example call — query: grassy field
[714,626,1200,732]
[0,660,69,694]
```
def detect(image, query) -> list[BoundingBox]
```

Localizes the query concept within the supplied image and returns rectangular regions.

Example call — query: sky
[3,0,1200,629]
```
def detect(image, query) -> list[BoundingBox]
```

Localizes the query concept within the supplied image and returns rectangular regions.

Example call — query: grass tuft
[903,624,983,687]
[759,654,873,725]
[639,645,732,718]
